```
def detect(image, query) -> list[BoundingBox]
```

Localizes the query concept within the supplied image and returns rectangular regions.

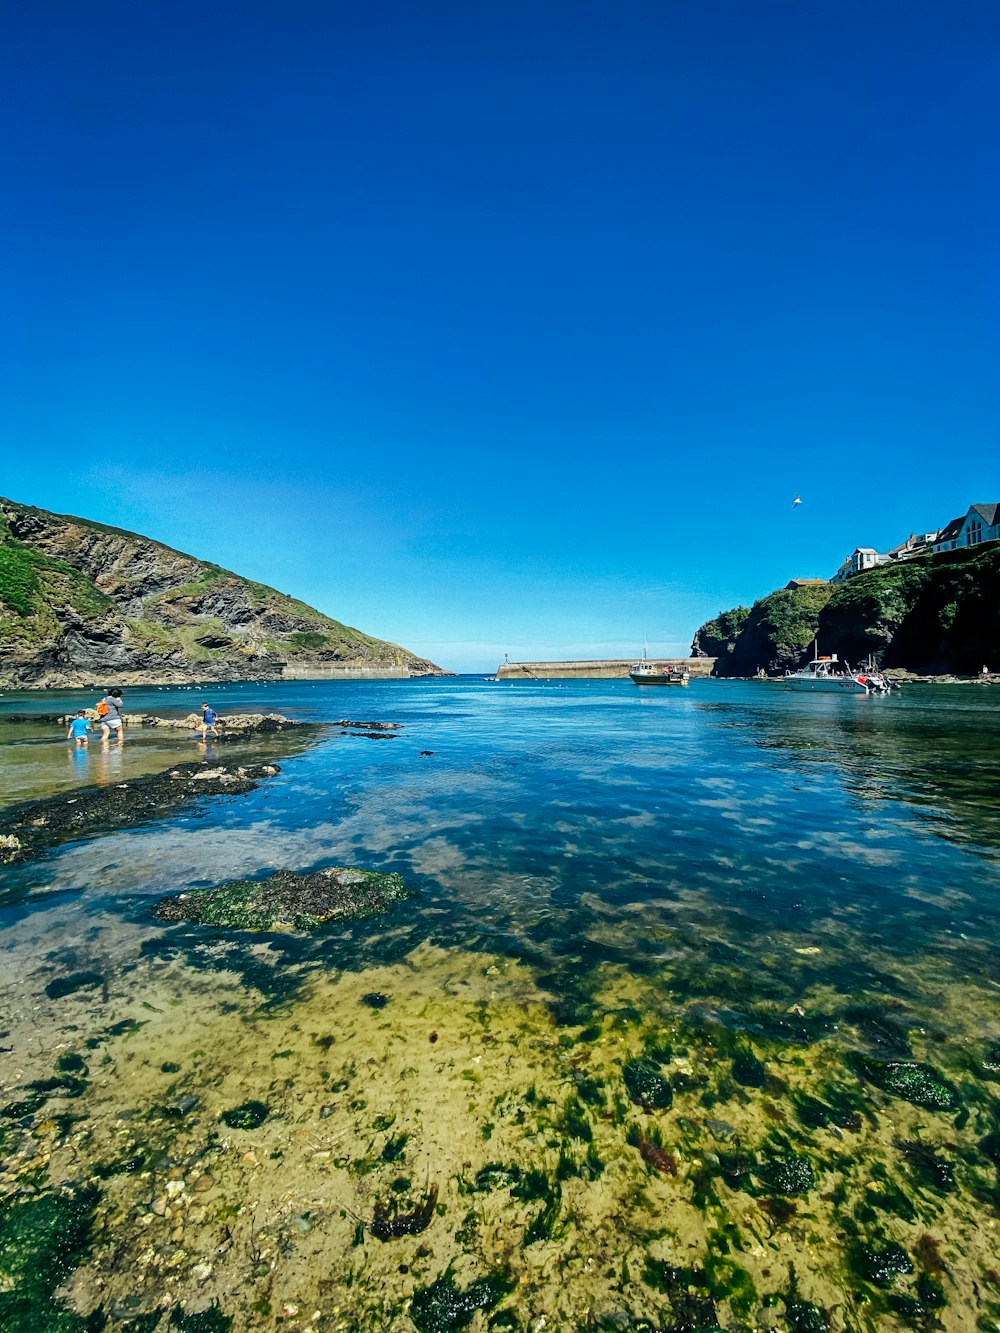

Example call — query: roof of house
[937,516,963,542]
[785,578,828,589]
[968,503,1000,527]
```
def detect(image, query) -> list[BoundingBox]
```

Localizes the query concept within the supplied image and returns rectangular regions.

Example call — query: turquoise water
[2,677,1000,1330]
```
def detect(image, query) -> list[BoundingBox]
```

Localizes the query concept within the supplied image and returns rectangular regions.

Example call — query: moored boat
[784,654,891,694]
[629,659,690,686]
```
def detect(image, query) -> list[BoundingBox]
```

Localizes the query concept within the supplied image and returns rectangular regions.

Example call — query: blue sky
[2,2,997,672]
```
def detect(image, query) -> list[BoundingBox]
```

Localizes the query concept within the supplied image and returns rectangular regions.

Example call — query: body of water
[1,677,999,1331]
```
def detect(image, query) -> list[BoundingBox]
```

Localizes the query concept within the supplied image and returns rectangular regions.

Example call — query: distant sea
[1,677,999,1330]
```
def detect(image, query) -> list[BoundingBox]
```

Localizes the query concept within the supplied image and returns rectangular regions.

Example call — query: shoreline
[0,713,413,865]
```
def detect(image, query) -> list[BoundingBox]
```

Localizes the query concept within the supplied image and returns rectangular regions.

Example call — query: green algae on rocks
[1,762,283,868]
[409,1269,513,1332]
[0,1185,99,1332]
[219,1100,269,1130]
[853,1057,960,1111]
[154,866,408,932]
[622,1057,673,1111]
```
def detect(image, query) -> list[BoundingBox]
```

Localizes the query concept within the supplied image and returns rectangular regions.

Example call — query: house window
[968,520,983,545]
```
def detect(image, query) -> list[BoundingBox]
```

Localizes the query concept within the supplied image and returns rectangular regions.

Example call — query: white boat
[629,658,690,686]
[784,654,889,694]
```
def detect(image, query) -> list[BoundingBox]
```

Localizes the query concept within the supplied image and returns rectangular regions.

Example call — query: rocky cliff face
[692,543,1000,677]
[0,498,444,687]
[703,583,834,677]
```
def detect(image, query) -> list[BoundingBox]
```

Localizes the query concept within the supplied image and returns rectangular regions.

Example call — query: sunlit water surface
[1,678,999,1332]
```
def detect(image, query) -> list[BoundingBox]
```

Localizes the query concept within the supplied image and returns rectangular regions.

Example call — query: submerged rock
[855,1058,959,1111]
[849,1240,914,1287]
[755,1152,815,1196]
[154,866,408,932]
[622,1058,673,1111]
[371,1184,438,1240]
[220,1101,269,1130]
[44,970,104,1001]
[0,1184,100,1326]
[409,1271,512,1333]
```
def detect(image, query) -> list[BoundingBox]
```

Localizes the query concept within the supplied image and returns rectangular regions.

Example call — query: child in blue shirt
[197,703,219,739]
[67,713,92,746]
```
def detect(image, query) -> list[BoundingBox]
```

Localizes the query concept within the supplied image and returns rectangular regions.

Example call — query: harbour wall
[280,664,416,680]
[495,657,716,681]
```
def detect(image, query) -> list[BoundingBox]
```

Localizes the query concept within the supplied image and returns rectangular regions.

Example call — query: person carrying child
[67,712,92,747]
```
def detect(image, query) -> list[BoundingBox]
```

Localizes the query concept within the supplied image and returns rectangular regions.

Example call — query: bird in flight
[792,495,802,508]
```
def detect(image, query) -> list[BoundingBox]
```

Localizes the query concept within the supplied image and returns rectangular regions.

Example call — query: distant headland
[0,497,445,688]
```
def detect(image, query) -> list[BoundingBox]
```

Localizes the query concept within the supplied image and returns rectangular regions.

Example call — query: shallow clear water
[2,677,1000,1331]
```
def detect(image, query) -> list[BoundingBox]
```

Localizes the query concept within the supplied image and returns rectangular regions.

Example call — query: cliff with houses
[694,503,1000,678]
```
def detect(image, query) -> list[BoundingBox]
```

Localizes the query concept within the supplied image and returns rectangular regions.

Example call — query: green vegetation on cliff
[820,542,1000,672]
[694,542,1000,676]
[0,497,441,686]
[691,606,750,661]
[0,530,115,649]
[706,584,833,676]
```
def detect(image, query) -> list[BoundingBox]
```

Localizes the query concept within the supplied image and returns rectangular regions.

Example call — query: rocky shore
[0,714,411,866]
[0,759,284,865]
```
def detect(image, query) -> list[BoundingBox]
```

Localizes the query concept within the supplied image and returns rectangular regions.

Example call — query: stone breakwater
[495,657,716,680]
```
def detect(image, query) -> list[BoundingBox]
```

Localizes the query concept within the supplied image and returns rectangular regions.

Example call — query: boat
[629,658,690,686]
[783,654,891,694]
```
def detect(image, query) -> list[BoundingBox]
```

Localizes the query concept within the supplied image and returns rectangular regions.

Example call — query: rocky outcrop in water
[0,496,443,687]
[154,866,408,932]
[0,760,284,865]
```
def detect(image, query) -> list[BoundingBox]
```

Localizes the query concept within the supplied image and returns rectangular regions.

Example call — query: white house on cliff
[831,503,999,583]
[932,503,1000,553]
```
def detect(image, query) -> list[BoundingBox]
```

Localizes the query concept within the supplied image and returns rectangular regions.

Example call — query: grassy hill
[0,497,443,687]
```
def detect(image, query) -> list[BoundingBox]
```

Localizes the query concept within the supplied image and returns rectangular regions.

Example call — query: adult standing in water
[99,688,125,745]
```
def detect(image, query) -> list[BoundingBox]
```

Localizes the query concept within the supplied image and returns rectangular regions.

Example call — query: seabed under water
[1,677,999,1332]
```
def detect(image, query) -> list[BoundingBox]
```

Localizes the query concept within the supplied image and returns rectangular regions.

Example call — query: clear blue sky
[2,2,997,672]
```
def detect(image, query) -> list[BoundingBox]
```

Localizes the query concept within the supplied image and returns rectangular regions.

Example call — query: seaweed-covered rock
[731,1044,766,1088]
[154,866,407,932]
[0,1187,98,1294]
[898,1139,956,1193]
[371,1185,437,1240]
[409,1271,512,1332]
[220,1101,269,1130]
[0,1184,100,1331]
[623,1059,673,1111]
[0,761,284,866]
[855,1058,959,1111]
[169,1304,233,1331]
[755,1153,815,1197]
[849,1240,914,1287]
